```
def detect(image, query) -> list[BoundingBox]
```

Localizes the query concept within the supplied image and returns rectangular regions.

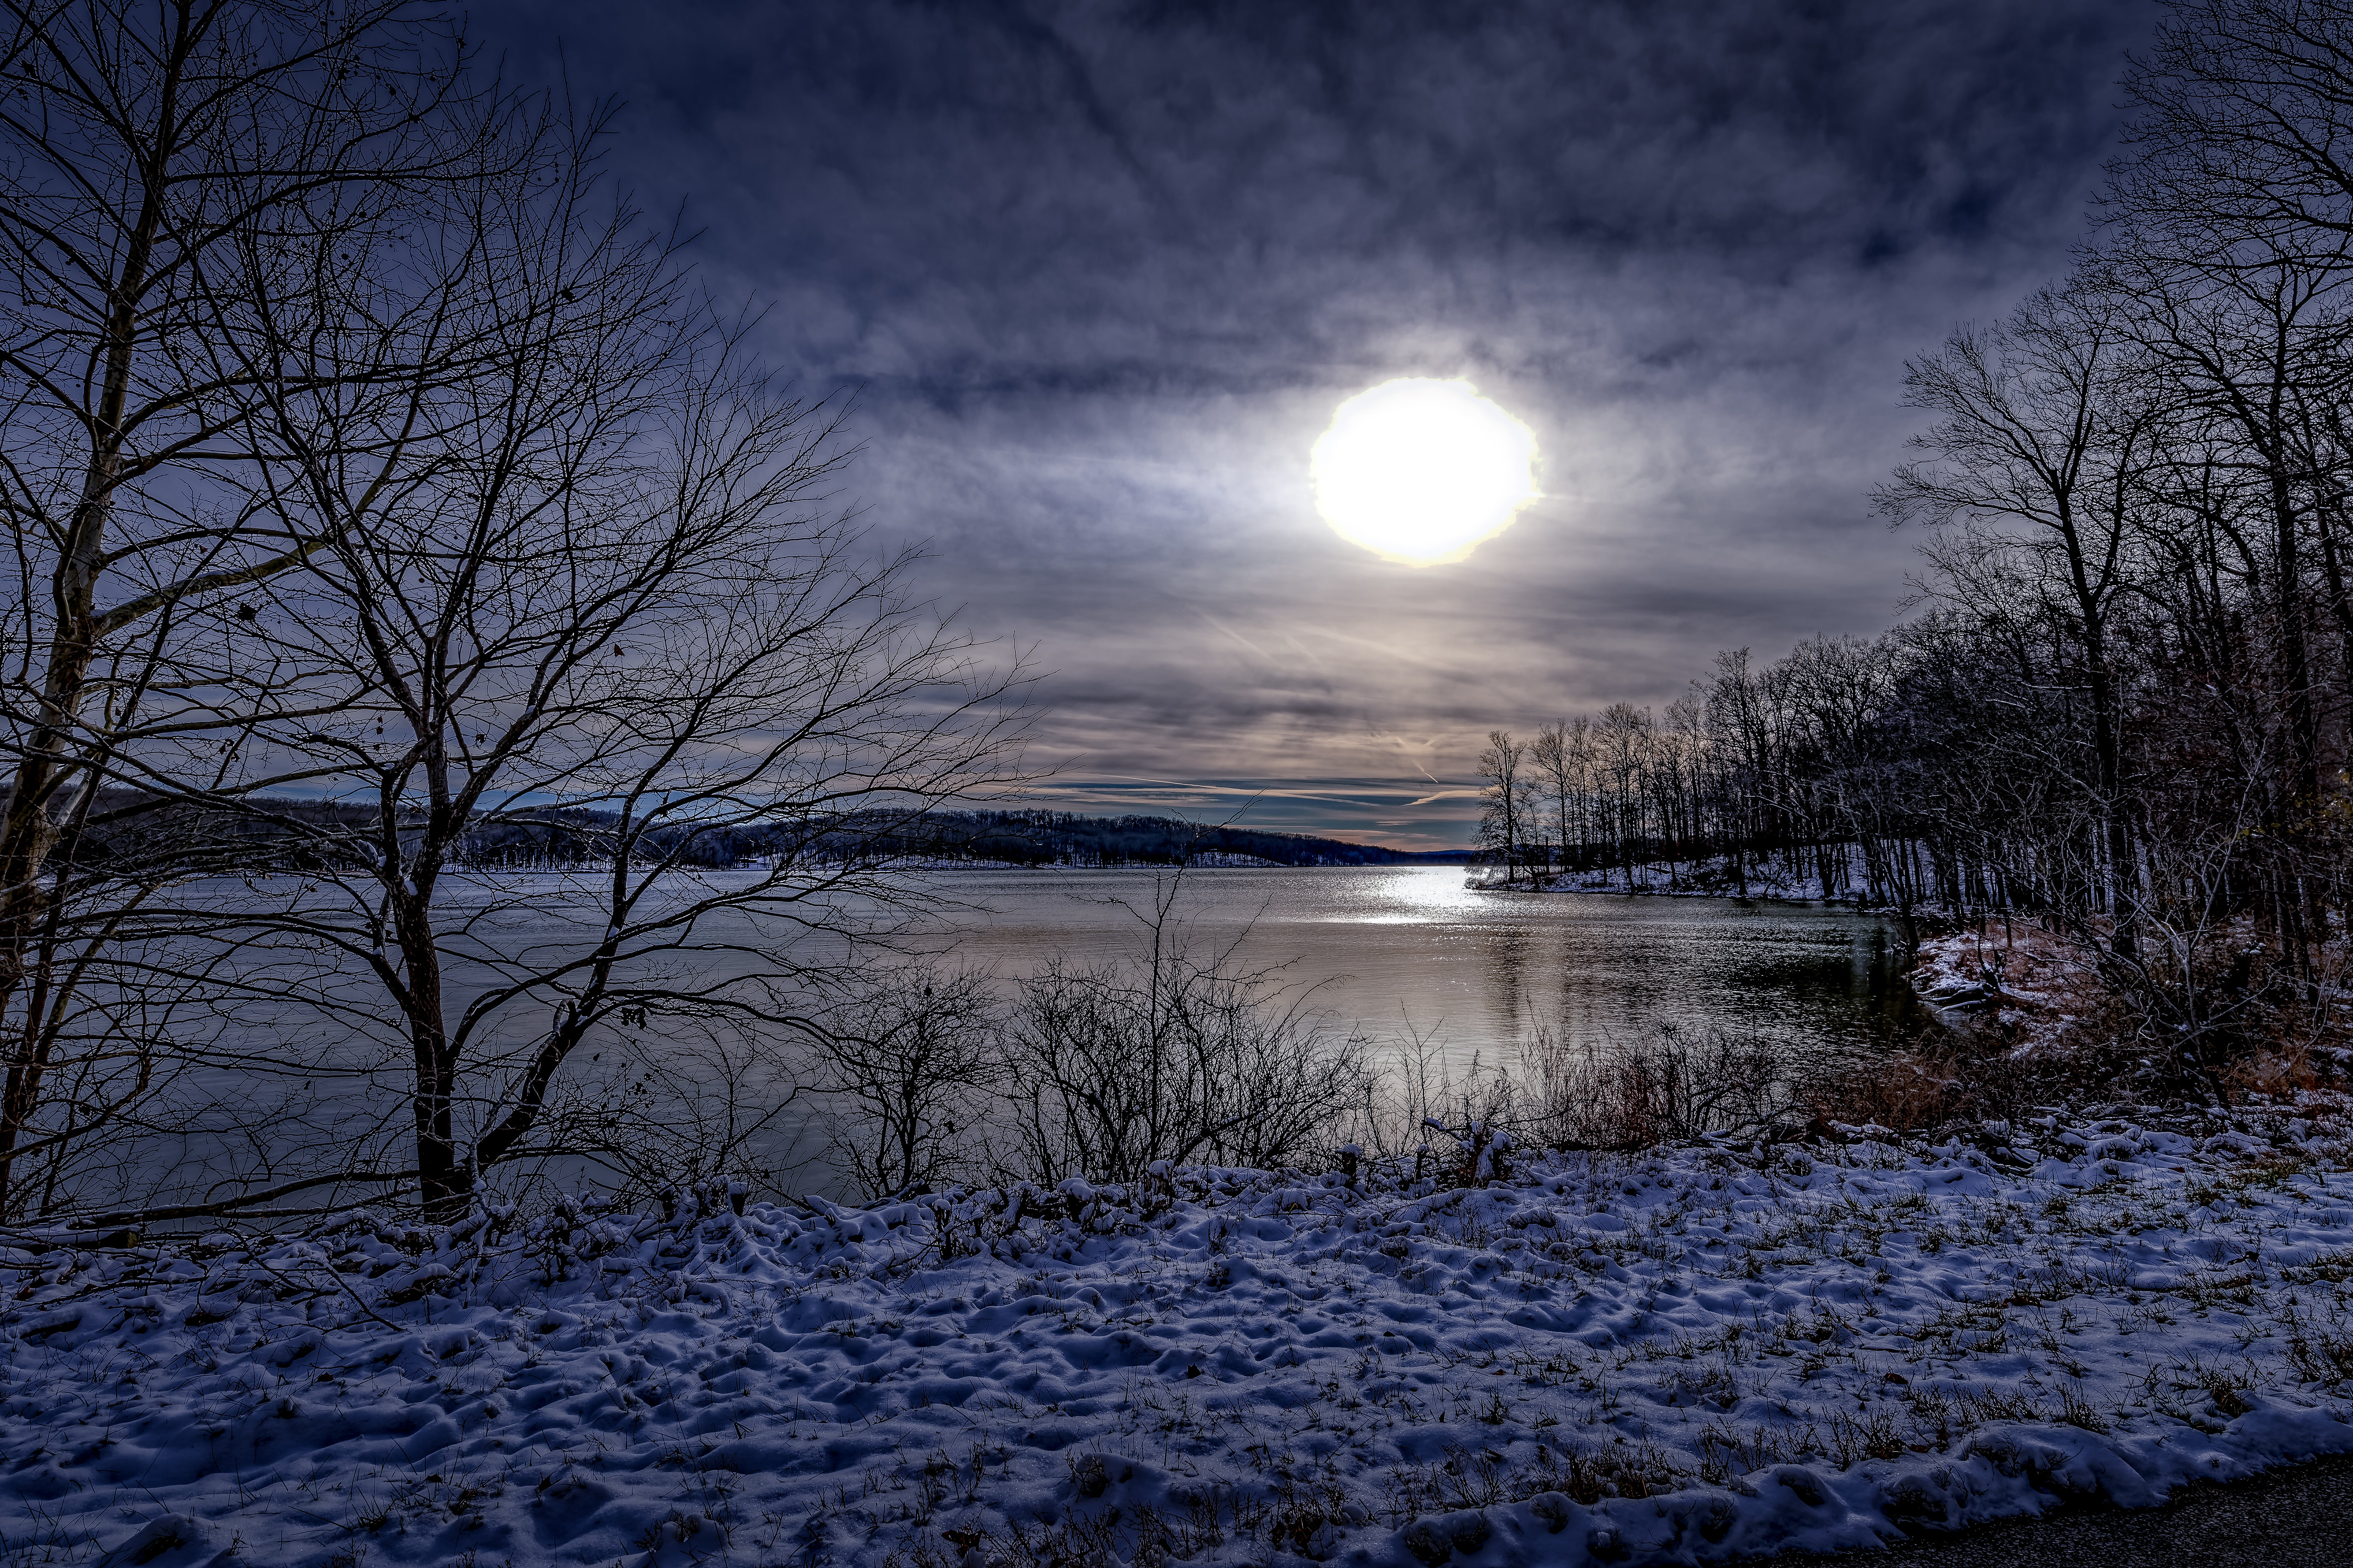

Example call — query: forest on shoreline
[1464,3,2353,1105]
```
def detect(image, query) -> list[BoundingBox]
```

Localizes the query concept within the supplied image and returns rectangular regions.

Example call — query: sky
[473,0,2155,849]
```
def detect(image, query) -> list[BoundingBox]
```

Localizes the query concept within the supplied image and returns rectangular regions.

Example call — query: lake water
[898,864,1927,1068]
[72,865,1925,1219]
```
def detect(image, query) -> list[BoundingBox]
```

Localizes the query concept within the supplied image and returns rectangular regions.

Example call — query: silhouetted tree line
[190,800,1351,905]
[1481,0,2353,1084]
[36,794,1445,876]
[868,810,1459,867]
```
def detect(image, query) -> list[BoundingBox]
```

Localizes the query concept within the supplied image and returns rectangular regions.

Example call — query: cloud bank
[476,0,2152,845]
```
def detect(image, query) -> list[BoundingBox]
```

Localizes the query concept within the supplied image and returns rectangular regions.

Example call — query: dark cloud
[475,0,2153,846]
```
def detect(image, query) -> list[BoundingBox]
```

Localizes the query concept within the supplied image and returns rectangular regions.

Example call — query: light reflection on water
[903,864,1928,1070]
[101,866,1920,1217]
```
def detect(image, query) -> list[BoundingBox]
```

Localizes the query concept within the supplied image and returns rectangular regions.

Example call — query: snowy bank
[1907,928,2056,1036]
[5,1114,2351,1568]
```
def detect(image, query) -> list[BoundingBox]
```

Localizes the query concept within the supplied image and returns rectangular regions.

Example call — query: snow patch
[5,1121,2352,1566]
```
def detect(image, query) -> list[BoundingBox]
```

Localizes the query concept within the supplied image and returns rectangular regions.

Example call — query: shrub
[992,926,1371,1187]
[813,965,1006,1200]
[1518,1022,1790,1149]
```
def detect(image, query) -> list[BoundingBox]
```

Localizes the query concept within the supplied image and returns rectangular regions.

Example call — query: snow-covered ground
[1906,927,2073,1041]
[1902,924,2353,1081]
[7,1112,2352,1568]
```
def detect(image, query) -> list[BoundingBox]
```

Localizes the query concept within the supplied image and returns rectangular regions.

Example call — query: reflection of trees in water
[1728,924,1921,1035]
[1489,925,1533,1048]
[900,871,1929,1085]
[1478,905,1925,1074]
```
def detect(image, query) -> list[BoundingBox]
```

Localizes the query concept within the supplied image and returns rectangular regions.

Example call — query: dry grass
[1516,1022,1793,1149]
[1914,920,2353,1109]
[1798,1030,2034,1134]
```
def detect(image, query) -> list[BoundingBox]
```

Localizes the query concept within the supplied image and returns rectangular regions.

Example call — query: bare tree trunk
[0,0,512,1217]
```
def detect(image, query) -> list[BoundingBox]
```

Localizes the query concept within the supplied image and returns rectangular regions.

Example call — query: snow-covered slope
[5,1115,2351,1568]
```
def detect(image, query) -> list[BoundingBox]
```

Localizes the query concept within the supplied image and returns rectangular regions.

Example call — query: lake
[898,864,1928,1069]
[65,865,1926,1219]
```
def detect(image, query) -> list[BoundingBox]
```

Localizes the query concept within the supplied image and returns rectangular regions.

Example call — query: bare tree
[0,0,528,1218]
[813,964,1005,1201]
[1474,728,1530,882]
[0,38,1030,1223]
[1530,719,1575,881]
[2106,0,2353,980]
[993,872,1369,1187]
[218,214,1030,1219]
[1878,287,2164,947]
[1595,703,1650,889]
[2117,0,2353,252]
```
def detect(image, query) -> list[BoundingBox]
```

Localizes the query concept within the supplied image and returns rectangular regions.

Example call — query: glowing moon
[1310,378,1538,565]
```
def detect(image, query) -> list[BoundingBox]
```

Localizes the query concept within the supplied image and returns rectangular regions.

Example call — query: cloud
[474,0,2155,848]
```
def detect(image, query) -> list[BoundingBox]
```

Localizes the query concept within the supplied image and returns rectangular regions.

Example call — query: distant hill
[48,792,1466,872]
[905,810,1470,867]
[451,806,1465,869]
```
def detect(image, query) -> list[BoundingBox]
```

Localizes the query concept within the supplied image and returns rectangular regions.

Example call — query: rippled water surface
[91,866,1923,1214]
[903,864,1926,1066]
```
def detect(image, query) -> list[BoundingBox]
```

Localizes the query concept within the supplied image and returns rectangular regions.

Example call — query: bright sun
[1310,378,1538,566]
